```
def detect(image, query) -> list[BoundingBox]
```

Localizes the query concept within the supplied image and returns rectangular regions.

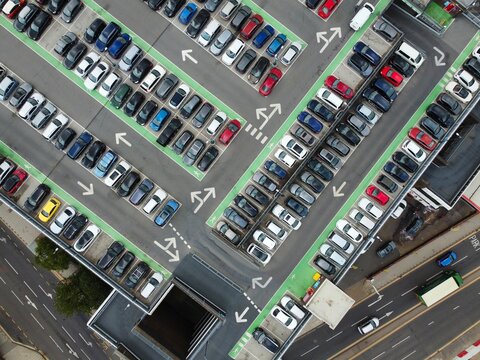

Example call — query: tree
[54,267,111,317]
[35,237,71,270]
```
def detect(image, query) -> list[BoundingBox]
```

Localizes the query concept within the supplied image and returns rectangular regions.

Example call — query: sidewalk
[428,321,480,360]
[0,325,45,360]
[0,202,40,252]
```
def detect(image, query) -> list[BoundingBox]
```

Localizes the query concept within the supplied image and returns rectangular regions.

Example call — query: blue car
[297,111,323,134]
[266,33,286,56]
[264,160,287,179]
[353,41,381,66]
[108,33,132,59]
[436,251,457,267]
[95,22,121,52]
[150,108,171,132]
[67,132,93,160]
[372,78,397,102]
[178,2,197,25]
[253,25,275,49]
[154,199,179,227]
[94,150,118,178]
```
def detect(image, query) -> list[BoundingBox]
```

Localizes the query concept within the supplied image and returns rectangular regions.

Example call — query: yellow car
[38,197,61,223]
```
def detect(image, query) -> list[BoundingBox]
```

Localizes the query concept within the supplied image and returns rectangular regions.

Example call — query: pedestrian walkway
[429,321,480,360]
[0,325,45,360]
[0,202,40,252]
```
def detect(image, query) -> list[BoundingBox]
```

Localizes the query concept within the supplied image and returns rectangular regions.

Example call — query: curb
[0,323,48,360]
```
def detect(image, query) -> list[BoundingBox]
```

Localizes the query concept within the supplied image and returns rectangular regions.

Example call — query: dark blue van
[67,131,93,159]
[253,25,275,49]
[95,22,121,52]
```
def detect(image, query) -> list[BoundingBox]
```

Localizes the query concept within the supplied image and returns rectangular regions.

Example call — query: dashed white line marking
[4,258,18,274]
[261,136,268,144]
[245,123,252,132]
[376,300,393,311]
[81,349,91,360]
[453,305,460,310]
[452,255,468,266]
[0,227,4,232]
[24,281,38,298]
[250,128,257,136]
[7,235,10,240]
[426,271,442,281]
[392,336,410,348]
[401,350,417,360]
[13,242,18,248]
[428,321,435,326]
[20,250,24,256]
[30,313,44,330]
[26,258,31,263]
[0,276,5,284]
[371,351,385,360]
[401,286,418,296]
[326,331,343,342]
[351,316,368,327]
[43,304,57,320]
[62,326,76,343]
[301,345,319,357]
[49,336,64,352]
[255,131,262,140]
[11,290,24,305]
[33,266,38,272]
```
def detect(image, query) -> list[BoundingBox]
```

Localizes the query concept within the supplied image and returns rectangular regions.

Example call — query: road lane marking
[453,305,460,310]
[43,304,57,320]
[39,285,54,299]
[376,300,393,311]
[49,335,64,352]
[11,290,24,305]
[401,350,416,360]
[4,258,18,274]
[79,333,93,346]
[392,336,410,348]
[81,349,91,360]
[326,331,343,342]
[62,326,76,343]
[351,315,368,327]
[452,255,468,266]
[301,345,319,357]
[23,281,38,298]
[371,351,385,360]
[426,271,442,281]
[0,275,5,284]
[401,286,418,296]
[428,321,435,326]
[30,313,44,330]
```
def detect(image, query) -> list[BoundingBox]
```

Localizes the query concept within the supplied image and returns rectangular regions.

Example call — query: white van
[198,20,221,47]
[328,232,354,255]
[350,2,375,31]
[266,221,287,241]
[395,41,425,68]
[42,114,69,141]
[316,87,344,110]
[320,244,346,266]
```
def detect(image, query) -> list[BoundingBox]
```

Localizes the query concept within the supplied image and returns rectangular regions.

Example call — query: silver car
[210,29,234,56]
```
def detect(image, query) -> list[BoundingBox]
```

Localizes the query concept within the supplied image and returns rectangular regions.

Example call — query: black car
[300,171,324,193]
[464,57,480,79]
[130,59,153,84]
[186,9,210,38]
[426,104,454,128]
[377,174,398,193]
[63,214,88,240]
[180,95,202,119]
[377,241,396,258]
[47,0,66,14]
[383,161,409,183]
[372,78,397,102]
[230,5,251,31]
[157,118,182,146]
[183,139,205,166]
[125,262,149,289]
[117,171,140,197]
[336,123,360,146]
[314,256,336,275]
[27,10,52,41]
[124,91,145,117]
[205,0,222,12]
[389,54,414,77]
[148,0,166,10]
[197,146,218,171]
[248,56,269,85]
[111,251,135,279]
[192,103,213,128]
[111,84,132,109]
[252,328,279,354]
[348,53,373,77]
[392,151,418,173]
[306,99,334,123]
[420,117,446,140]
[326,135,350,156]
[97,241,124,270]
[24,184,50,212]
[305,0,321,9]
[234,195,258,218]
[236,49,257,74]
[163,0,186,17]
[223,207,248,229]
[245,184,268,205]
[129,178,154,205]
[362,88,391,112]
[54,31,77,56]
[172,130,193,154]
[155,74,178,100]
[61,0,83,23]
[136,100,158,125]
[14,3,40,32]
[63,42,87,69]
[404,214,423,237]
[286,197,308,218]
[55,127,76,150]
[81,140,106,169]
[84,18,106,44]
[9,82,33,109]
[436,93,461,115]
[307,158,333,181]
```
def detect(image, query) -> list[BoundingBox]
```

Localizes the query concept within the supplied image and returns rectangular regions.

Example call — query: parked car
[245,184,268,205]
[272,204,301,230]
[24,184,50,213]
[366,185,389,205]
[54,32,77,56]
[290,125,315,147]
[117,172,140,197]
[408,127,436,151]
[253,230,276,250]
[264,160,287,179]
[107,33,132,59]
[216,221,240,245]
[420,117,446,140]
[445,81,472,104]
[247,243,271,265]
[280,295,306,319]
[129,178,154,205]
[401,140,426,163]
[358,197,383,219]
[426,104,454,128]
[306,100,334,123]
[392,151,418,173]
[324,75,354,99]
[105,160,131,187]
[223,207,248,229]
[111,251,135,278]
[95,21,120,52]
[300,171,324,193]
[63,214,88,240]
[248,56,270,85]
[403,214,423,238]
[297,111,324,133]
[253,25,274,48]
[38,197,61,223]
[84,18,105,44]
[436,93,461,115]
[157,118,182,147]
[74,224,101,252]
[186,9,210,38]
[436,251,457,267]
[197,146,219,172]
[9,82,33,109]
[347,115,370,137]
[14,3,39,32]
[219,119,241,145]
[348,53,373,77]
[389,54,414,77]
[252,328,279,354]
[140,272,163,299]
[27,10,51,41]
[307,158,333,181]
[266,33,286,56]
[154,199,179,227]
[336,219,363,243]
[286,197,309,218]
[314,256,336,275]
[373,18,398,41]
[50,206,76,235]
[2,168,28,195]
[81,140,106,169]
[383,161,409,183]
[125,262,150,289]
[60,0,83,23]
[63,42,87,70]
[380,66,403,87]
[97,241,124,270]
[252,171,276,192]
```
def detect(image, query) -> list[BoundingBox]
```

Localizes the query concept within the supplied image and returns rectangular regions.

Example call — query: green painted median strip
[0,140,172,279]
[229,29,480,359]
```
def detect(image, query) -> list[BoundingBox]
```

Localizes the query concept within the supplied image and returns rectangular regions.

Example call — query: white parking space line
[30,313,45,329]
[4,258,18,274]
[43,303,57,320]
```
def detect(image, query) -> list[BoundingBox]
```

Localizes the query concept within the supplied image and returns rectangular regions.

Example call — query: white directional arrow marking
[317,27,342,53]
[203,187,216,201]
[252,276,272,289]
[79,333,92,347]
[38,285,53,299]
[159,237,177,251]
[25,295,38,310]
[154,241,180,262]
[259,103,282,130]
[333,181,346,197]
[433,47,446,66]
[191,188,216,214]
[256,107,269,122]
[316,31,328,44]
[65,343,79,358]
[181,49,198,64]
[235,307,249,323]
[329,27,342,41]
[115,132,131,147]
[379,311,394,321]
[0,237,6,243]
[77,181,94,196]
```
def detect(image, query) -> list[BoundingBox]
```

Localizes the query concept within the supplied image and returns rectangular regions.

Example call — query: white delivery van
[395,41,425,68]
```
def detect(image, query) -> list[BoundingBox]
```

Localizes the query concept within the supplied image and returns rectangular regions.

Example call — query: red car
[219,120,241,145]
[2,168,28,195]
[324,75,354,99]
[380,66,403,87]
[240,14,263,40]
[409,127,436,151]
[366,185,389,205]
[318,0,340,19]
[2,0,27,19]
[259,67,282,97]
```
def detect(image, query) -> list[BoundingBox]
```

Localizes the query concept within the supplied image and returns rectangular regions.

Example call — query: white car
[74,224,101,252]
[336,219,363,243]
[247,243,271,265]
[320,244,346,266]
[50,206,76,235]
[349,209,375,230]
[99,73,121,98]
[454,69,479,93]
[206,111,227,135]
[2,0,21,16]
[272,204,301,230]
[358,317,379,335]
[391,199,407,219]
[140,272,164,299]
[74,52,100,78]
[402,140,426,163]
[169,84,190,110]
[222,39,245,66]
[316,87,344,110]
[270,305,297,330]
[274,149,296,168]
[18,91,45,120]
[472,46,480,60]
[280,296,306,319]
[143,188,168,214]
[42,114,69,141]
[140,65,166,92]
[280,42,301,66]
[445,81,472,104]
[84,62,109,91]
[281,135,308,160]
[105,160,131,187]
[253,230,276,251]
[217,221,239,244]
[358,198,383,219]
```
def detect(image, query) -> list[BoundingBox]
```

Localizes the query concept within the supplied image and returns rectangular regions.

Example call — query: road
[284,231,480,359]
[0,216,112,360]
